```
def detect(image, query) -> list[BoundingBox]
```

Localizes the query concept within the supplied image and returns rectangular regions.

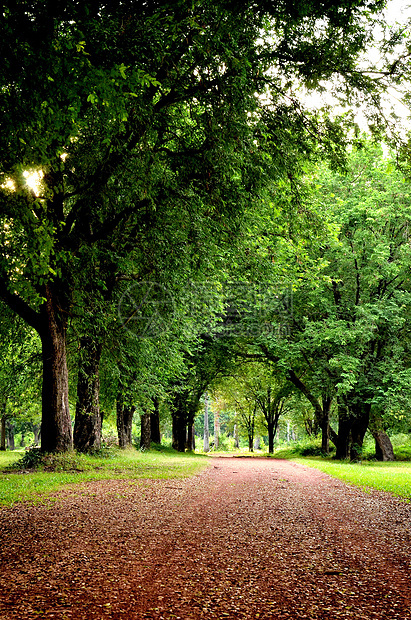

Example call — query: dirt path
[0,457,410,620]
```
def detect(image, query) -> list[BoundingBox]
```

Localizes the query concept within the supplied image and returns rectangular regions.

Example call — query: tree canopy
[1,0,411,454]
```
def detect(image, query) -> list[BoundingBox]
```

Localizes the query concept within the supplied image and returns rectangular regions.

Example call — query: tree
[0,0,393,453]
[252,375,293,453]
[256,143,411,459]
[215,369,266,452]
[0,0,262,450]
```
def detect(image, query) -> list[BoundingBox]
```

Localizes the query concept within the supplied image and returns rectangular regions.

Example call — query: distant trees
[0,304,41,450]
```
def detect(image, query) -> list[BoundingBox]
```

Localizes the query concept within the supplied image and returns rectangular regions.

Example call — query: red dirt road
[0,457,410,619]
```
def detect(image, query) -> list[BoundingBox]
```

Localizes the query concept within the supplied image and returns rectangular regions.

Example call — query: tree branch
[0,276,41,333]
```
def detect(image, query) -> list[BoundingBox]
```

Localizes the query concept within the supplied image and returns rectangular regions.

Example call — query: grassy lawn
[0,448,209,508]
[296,458,411,500]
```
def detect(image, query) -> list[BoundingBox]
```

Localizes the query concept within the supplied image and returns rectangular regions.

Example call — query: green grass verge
[0,447,209,508]
[295,458,411,500]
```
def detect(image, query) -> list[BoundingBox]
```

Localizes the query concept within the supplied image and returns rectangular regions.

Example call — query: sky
[385,0,411,22]
[301,0,411,133]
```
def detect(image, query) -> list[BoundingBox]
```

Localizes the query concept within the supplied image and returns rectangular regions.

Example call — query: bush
[273,438,335,459]
[211,433,236,452]
[12,447,112,472]
[390,433,411,461]
[300,444,327,457]
[17,447,43,469]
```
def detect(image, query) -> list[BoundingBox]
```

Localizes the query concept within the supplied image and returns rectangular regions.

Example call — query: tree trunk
[73,338,102,453]
[372,430,395,461]
[172,413,186,452]
[186,423,195,451]
[214,409,220,449]
[32,423,41,447]
[116,396,135,448]
[336,399,370,460]
[350,403,370,460]
[150,397,161,444]
[171,392,188,452]
[39,286,72,453]
[140,412,151,450]
[321,396,332,455]
[0,401,6,451]
[369,411,395,461]
[335,402,351,459]
[203,392,210,452]
[6,421,15,450]
[248,433,254,452]
[267,421,275,454]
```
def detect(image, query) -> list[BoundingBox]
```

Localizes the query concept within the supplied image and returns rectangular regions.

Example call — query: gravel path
[0,457,410,619]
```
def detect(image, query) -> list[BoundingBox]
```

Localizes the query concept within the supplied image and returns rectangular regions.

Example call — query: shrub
[273,438,335,459]
[210,433,236,452]
[17,447,43,469]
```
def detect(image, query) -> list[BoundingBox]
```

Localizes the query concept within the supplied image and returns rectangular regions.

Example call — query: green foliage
[17,448,44,469]
[298,459,411,499]
[273,437,335,459]
[210,433,237,452]
[0,0,409,455]
[383,433,411,461]
[15,447,116,471]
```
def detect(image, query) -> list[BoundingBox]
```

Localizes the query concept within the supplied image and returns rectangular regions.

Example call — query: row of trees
[208,145,411,460]
[1,0,411,456]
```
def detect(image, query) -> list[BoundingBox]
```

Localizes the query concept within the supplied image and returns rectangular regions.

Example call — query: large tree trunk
[140,412,151,450]
[350,403,370,460]
[0,400,6,451]
[372,430,395,461]
[39,287,73,453]
[321,396,332,455]
[0,280,72,453]
[369,413,394,461]
[335,402,351,459]
[267,421,275,454]
[335,399,370,460]
[171,392,188,452]
[150,397,161,444]
[116,396,135,448]
[73,338,102,452]
[186,423,195,451]
[172,413,186,452]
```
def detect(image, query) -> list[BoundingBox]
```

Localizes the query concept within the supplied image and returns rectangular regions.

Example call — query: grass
[0,446,209,508]
[295,458,411,500]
